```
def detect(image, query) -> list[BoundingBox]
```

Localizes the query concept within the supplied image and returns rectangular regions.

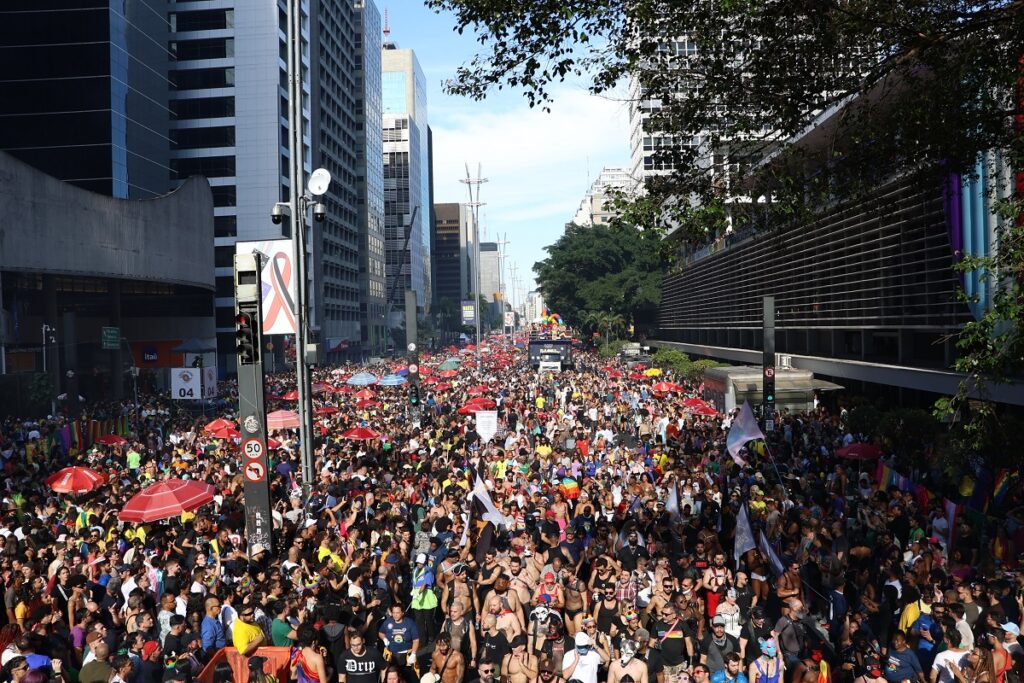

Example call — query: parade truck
[528,337,573,372]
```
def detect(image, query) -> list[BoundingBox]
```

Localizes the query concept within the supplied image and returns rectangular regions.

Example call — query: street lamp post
[284,0,330,493]
[460,164,487,371]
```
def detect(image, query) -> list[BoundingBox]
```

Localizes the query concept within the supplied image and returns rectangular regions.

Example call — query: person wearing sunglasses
[232,604,266,657]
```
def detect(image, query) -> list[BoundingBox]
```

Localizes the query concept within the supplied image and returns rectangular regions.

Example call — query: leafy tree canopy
[533,223,663,331]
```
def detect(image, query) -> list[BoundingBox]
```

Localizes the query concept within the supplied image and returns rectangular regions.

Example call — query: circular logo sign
[764,367,775,379]
[242,439,264,460]
[408,364,419,375]
[243,415,260,434]
[179,371,192,383]
[244,461,266,482]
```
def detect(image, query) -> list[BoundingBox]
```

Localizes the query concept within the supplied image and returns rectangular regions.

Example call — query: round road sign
[242,439,265,460]
[764,367,775,379]
[408,364,419,375]
[243,461,266,482]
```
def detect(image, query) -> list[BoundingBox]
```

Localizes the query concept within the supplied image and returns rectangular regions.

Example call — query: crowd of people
[0,335,1021,683]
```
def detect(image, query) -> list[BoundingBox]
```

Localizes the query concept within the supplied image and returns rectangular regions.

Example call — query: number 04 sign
[171,368,201,400]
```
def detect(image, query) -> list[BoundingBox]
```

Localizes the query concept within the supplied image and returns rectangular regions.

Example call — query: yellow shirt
[317,546,345,572]
[232,618,264,653]
[535,396,546,409]
[898,599,928,632]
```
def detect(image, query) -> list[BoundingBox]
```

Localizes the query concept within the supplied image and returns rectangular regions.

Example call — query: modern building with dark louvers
[655,104,1023,406]
[0,1,170,199]
[0,151,215,412]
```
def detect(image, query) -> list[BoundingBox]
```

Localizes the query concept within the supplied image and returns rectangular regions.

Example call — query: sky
[385,2,631,307]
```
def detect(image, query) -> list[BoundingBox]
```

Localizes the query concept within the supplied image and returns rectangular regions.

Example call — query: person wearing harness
[774,600,807,668]
[748,637,785,683]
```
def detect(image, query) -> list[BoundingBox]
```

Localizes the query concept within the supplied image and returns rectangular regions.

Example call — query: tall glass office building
[355,0,387,356]
[0,1,170,199]
[381,45,432,327]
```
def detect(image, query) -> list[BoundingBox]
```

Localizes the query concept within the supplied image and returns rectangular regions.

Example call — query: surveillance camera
[313,202,327,222]
[271,202,290,225]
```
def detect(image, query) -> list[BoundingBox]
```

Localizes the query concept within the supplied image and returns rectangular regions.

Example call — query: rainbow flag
[560,477,580,500]
[994,469,1017,507]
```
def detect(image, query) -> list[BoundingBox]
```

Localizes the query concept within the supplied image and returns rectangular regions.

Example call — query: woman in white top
[716,588,743,639]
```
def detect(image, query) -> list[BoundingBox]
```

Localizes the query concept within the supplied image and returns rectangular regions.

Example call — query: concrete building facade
[570,166,632,228]
[0,151,215,409]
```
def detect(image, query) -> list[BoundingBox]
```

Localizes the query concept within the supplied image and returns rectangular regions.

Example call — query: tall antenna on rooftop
[383,7,390,40]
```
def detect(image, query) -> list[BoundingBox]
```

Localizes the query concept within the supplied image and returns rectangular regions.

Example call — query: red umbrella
[95,434,127,446]
[607,370,624,379]
[267,438,282,449]
[203,418,236,434]
[280,390,299,401]
[652,381,677,393]
[267,410,301,430]
[355,399,380,408]
[682,398,708,408]
[438,370,458,378]
[458,404,487,415]
[837,443,883,460]
[467,397,496,408]
[467,385,488,396]
[311,382,330,394]
[434,382,452,391]
[315,406,339,416]
[628,372,646,381]
[210,426,241,440]
[118,479,216,523]
[353,389,375,400]
[45,467,106,494]
[421,376,438,385]
[689,405,718,417]
[341,427,381,441]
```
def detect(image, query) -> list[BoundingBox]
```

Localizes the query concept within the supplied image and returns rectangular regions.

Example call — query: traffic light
[763,367,776,406]
[408,384,420,406]
[236,311,259,365]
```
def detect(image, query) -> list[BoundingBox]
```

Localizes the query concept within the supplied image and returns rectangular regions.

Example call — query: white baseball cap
[574,632,591,647]
[416,553,427,564]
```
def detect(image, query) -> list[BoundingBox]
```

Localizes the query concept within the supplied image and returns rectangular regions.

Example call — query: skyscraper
[310,0,364,362]
[0,1,170,199]
[570,166,632,229]
[382,41,432,331]
[432,203,473,304]
[354,0,387,357]
[167,1,363,369]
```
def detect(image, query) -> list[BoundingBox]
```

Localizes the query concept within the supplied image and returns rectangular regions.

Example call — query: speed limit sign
[242,438,265,460]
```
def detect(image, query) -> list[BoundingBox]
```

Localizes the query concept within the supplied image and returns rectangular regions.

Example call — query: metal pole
[460,165,487,371]
[287,0,314,493]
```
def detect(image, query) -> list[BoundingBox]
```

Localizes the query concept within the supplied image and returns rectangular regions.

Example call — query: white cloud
[430,87,631,292]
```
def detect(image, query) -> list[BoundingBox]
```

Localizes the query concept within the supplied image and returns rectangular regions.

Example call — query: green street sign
[101,326,120,350]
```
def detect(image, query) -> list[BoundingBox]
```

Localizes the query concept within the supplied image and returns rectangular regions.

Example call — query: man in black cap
[740,606,773,664]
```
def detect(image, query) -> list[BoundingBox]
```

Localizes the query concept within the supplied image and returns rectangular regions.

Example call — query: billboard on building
[235,240,296,335]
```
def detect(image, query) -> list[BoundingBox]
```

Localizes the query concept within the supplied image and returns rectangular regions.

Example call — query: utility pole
[460,164,487,370]
[763,295,776,432]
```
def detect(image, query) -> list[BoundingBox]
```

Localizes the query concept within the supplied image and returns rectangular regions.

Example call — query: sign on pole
[170,368,201,400]
[202,366,218,399]
[101,327,120,350]
[461,300,477,326]
[235,240,297,336]
[476,410,498,443]
[504,312,514,328]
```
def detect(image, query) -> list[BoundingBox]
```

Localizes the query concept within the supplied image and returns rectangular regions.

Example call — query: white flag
[734,504,757,569]
[666,480,681,521]
[470,477,506,529]
[726,400,765,465]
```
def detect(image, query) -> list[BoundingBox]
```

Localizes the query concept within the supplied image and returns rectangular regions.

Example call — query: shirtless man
[560,568,589,637]
[441,567,477,617]
[430,633,465,683]
[484,575,524,628]
[608,640,649,683]
[508,557,535,609]
[702,553,734,617]
[481,596,523,642]
[503,634,539,683]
